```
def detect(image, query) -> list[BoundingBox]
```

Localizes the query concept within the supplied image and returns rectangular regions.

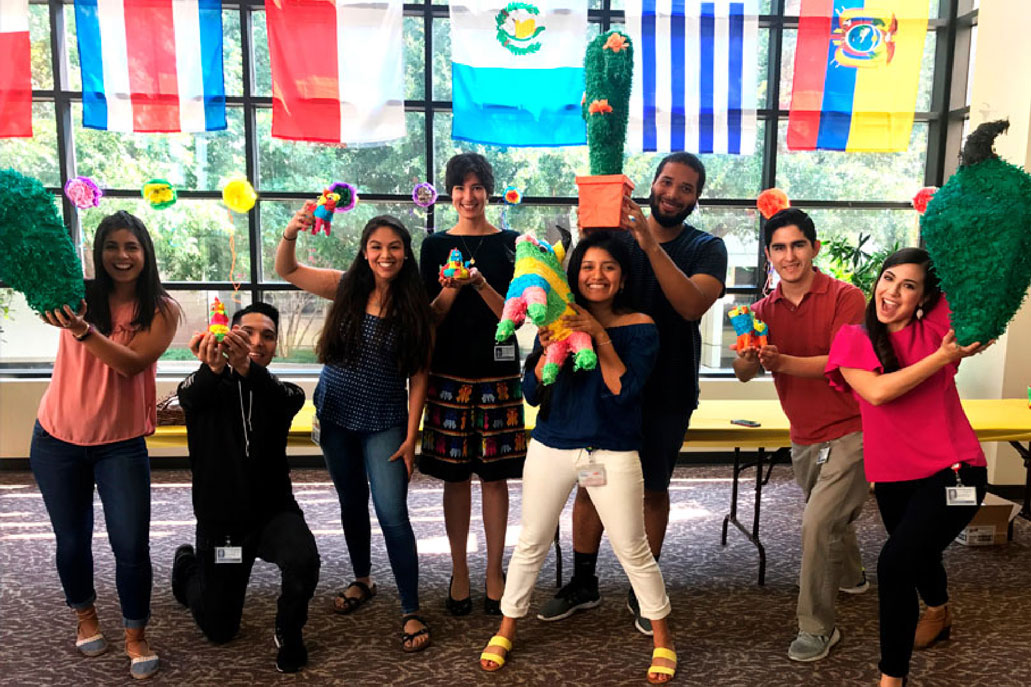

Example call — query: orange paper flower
[604,33,629,53]
[588,99,613,115]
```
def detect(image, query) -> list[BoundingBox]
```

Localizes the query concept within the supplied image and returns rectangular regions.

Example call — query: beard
[648,192,696,228]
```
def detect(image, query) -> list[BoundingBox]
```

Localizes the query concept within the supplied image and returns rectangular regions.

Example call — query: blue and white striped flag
[626,0,758,155]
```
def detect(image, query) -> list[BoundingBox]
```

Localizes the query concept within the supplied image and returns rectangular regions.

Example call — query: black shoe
[445,576,472,616]
[171,544,195,607]
[274,627,308,673]
[484,575,505,616]
[536,577,601,621]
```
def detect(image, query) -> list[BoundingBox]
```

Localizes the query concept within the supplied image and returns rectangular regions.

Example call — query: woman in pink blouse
[32,211,179,680]
[825,248,992,687]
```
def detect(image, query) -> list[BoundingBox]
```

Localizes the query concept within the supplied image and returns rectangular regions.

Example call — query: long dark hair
[864,247,942,373]
[316,216,433,377]
[566,230,634,313]
[84,210,174,335]
[525,231,635,412]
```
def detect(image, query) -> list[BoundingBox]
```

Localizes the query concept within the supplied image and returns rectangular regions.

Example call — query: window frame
[1,0,969,377]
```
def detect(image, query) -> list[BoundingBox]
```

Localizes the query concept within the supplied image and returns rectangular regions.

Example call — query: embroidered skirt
[419,372,526,482]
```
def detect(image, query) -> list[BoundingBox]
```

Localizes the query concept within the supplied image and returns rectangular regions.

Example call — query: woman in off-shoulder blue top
[478,231,679,684]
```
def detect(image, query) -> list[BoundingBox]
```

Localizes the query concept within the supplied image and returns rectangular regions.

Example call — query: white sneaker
[788,627,841,662]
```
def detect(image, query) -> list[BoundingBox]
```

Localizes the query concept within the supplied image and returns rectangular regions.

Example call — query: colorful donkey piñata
[728,305,769,351]
[495,233,597,385]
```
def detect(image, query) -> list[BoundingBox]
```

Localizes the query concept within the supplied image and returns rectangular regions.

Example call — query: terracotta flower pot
[575,174,635,229]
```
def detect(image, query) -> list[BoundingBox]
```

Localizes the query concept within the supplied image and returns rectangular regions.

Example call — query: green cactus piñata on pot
[582,31,633,175]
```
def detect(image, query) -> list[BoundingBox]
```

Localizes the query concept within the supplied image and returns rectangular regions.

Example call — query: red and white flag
[265,0,405,145]
[0,0,32,138]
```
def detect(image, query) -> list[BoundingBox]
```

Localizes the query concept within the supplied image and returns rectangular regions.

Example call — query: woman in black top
[419,153,525,615]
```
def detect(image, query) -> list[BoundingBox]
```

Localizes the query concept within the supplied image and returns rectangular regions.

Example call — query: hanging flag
[625,0,758,155]
[266,0,405,145]
[787,0,929,152]
[0,0,32,138]
[450,0,587,147]
[73,0,226,133]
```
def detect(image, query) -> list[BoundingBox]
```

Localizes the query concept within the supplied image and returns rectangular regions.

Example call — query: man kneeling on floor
[172,302,320,673]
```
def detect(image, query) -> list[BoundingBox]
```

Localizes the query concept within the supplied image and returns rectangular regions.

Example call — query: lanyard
[950,462,964,488]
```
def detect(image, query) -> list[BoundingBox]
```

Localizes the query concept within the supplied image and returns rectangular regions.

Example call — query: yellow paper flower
[222,178,258,214]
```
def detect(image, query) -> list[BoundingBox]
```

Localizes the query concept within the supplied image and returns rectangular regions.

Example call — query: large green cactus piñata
[0,169,85,315]
[582,30,633,176]
[921,120,1031,345]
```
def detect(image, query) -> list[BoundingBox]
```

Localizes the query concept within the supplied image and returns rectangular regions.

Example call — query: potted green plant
[575,30,635,229]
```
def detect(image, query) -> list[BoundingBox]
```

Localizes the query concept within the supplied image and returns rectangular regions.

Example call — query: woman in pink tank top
[31,211,179,680]
[825,248,993,687]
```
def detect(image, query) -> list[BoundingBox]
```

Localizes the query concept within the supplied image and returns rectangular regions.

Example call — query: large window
[0,0,966,374]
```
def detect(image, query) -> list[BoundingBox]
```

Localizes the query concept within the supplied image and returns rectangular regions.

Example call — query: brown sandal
[333,581,377,615]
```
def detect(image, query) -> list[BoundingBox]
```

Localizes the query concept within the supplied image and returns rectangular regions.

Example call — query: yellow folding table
[687,399,1031,585]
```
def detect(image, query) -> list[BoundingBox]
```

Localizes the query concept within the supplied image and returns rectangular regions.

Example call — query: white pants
[500,439,672,620]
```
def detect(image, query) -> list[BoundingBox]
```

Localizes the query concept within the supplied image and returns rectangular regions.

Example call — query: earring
[916,307,924,320]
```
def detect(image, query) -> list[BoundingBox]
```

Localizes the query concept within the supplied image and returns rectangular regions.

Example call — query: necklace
[456,233,487,267]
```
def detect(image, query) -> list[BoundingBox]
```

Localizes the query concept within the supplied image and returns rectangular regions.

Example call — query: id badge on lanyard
[577,448,607,487]
[945,463,977,506]
[216,536,243,564]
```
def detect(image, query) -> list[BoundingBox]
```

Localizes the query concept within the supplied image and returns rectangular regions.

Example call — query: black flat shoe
[445,576,472,616]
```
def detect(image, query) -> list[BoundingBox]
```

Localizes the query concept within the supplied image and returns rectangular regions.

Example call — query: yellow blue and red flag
[787,0,928,152]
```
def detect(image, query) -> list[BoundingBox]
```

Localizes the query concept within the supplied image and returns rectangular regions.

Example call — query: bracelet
[73,323,94,342]
[282,232,297,241]
[596,337,613,346]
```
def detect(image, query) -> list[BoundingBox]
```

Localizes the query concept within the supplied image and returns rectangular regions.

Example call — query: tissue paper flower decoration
[412,182,438,208]
[142,179,177,210]
[222,178,257,213]
[911,186,937,215]
[756,187,790,220]
[0,169,85,315]
[503,185,523,205]
[63,176,103,209]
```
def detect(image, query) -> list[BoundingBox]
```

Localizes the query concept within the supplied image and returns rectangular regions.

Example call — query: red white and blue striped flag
[625,0,758,155]
[0,0,32,138]
[73,0,226,132]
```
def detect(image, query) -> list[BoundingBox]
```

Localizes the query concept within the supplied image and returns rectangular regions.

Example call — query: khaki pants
[791,431,867,635]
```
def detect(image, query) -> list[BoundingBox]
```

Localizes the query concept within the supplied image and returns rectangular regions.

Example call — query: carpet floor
[1,465,1029,687]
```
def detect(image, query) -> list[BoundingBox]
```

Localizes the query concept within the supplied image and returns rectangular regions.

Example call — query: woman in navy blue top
[276,209,434,653]
[479,231,678,684]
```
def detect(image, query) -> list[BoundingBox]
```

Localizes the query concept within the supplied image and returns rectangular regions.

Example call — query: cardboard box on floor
[955,493,1021,546]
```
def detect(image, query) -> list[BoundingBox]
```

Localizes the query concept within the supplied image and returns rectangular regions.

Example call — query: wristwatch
[73,323,94,342]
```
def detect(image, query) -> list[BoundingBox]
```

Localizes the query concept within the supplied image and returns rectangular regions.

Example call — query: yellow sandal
[479,634,513,672]
[647,647,677,684]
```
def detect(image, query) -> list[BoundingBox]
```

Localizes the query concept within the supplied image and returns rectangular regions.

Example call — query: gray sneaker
[788,627,841,662]
[626,588,653,636]
[839,569,871,595]
[537,578,601,621]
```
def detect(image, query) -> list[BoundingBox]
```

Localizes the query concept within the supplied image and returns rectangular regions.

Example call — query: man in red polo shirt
[733,208,868,662]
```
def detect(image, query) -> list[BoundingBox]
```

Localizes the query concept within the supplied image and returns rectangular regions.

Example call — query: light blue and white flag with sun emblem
[450,0,587,147]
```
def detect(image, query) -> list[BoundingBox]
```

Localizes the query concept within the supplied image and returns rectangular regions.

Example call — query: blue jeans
[320,421,420,614]
[29,421,152,627]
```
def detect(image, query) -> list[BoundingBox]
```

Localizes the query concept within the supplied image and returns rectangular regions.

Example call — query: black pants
[874,464,986,678]
[183,511,320,644]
